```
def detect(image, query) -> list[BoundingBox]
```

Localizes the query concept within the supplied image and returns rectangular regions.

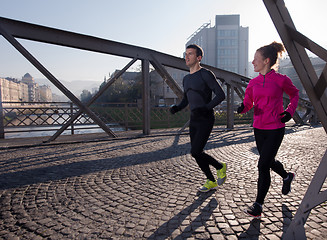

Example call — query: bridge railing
[0,16,318,142]
[0,101,254,138]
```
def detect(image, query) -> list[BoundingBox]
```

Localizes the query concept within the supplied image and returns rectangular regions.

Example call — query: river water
[4,123,125,139]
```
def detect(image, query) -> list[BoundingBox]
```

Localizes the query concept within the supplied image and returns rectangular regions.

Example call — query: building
[0,77,29,102]
[0,73,53,102]
[39,85,53,102]
[186,14,249,76]
[22,73,38,102]
[150,67,188,107]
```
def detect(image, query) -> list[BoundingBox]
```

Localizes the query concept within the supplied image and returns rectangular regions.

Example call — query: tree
[80,89,92,103]
[96,74,142,103]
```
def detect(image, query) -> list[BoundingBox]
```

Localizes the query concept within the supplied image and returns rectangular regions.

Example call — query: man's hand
[280,111,292,123]
[169,105,179,114]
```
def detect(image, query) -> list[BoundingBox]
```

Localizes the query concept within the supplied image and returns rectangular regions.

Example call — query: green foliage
[95,76,142,103]
[80,90,92,103]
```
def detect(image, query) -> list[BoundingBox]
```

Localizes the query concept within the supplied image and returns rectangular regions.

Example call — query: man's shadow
[147,191,218,239]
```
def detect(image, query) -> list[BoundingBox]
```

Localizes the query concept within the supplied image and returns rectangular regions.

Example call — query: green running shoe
[199,179,218,192]
[217,162,227,186]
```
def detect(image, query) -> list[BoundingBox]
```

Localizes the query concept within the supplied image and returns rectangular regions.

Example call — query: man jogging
[170,44,227,192]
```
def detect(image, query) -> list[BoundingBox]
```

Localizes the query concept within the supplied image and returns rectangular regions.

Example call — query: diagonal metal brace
[45,57,138,142]
[0,25,115,140]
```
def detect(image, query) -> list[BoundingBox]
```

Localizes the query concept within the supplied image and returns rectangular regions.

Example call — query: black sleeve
[203,69,225,109]
[176,92,189,110]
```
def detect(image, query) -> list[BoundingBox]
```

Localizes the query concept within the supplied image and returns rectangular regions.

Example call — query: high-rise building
[186,15,249,76]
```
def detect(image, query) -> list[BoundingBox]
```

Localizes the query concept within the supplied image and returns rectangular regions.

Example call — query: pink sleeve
[242,83,254,113]
[283,76,299,116]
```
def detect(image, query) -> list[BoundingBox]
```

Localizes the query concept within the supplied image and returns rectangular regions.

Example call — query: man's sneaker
[244,202,262,219]
[282,172,295,195]
[199,179,218,192]
[217,162,227,186]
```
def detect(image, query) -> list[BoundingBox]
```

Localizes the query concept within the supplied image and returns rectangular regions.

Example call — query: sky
[1,0,327,83]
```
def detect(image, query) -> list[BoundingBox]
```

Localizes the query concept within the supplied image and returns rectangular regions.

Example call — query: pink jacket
[241,69,299,130]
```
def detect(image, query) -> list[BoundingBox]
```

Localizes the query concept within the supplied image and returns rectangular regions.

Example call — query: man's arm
[204,70,225,109]
[170,92,188,114]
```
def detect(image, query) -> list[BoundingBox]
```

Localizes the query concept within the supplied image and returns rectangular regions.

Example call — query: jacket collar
[259,69,275,77]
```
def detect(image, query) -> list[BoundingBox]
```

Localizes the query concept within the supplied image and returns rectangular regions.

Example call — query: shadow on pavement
[0,129,256,190]
[282,203,294,235]
[147,191,217,239]
[0,126,313,190]
[238,218,261,239]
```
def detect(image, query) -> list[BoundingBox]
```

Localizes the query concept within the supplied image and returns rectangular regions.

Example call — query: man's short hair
[186,44,204,57]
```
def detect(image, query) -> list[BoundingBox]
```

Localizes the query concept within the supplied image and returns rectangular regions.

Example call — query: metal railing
[0,16,318,142]
[263,0,327,239]
[1,101,253,138]
[1,3,326,237]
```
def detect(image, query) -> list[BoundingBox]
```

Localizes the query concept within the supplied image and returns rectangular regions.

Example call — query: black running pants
[254,127,288,205]
[189,111,222,182]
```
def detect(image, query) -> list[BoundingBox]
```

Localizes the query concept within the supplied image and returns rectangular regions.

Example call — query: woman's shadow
[238,204,294,239]
[238,218,262,239]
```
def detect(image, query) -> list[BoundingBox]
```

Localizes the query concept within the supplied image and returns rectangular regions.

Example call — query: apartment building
[186,14,249,76]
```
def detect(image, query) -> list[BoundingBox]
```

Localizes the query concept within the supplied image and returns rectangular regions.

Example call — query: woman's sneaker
[199,179,218,192]
[282,172,295,195]
[244,202,262,219]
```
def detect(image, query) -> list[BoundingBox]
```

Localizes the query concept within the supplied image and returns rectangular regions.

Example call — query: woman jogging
[237,42,299,218]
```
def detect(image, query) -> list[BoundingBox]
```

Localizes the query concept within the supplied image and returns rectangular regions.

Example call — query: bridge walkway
[0,124,326,239]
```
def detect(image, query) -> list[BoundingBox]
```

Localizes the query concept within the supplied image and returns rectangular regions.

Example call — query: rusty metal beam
[0,17,248,86]
[285,24,327,62]
[0,15,319,137]
[45,58,138,142]
[0,90,4,139]
[149,55,184,99]
[263,0,327,239]
[0,23,116,139]
[142,59,150,135]
[263,0,327,132]
[226,85,234,129]
[288,150,327,239]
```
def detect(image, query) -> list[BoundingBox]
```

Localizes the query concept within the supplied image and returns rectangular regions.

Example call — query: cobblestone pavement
[0,125,327,239]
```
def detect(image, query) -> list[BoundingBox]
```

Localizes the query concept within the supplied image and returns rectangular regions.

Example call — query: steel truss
[0,15,318,142]
[1,4,326,237]
[263,0,327,239]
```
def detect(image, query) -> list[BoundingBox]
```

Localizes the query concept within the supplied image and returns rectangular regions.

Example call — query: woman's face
[252,51,267,73]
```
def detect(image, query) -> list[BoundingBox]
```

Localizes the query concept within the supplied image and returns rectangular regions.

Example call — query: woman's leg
[254,128,285,204]
[270,128,288,179]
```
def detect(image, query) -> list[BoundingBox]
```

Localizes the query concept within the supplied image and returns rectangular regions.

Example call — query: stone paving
[0,125,327,239]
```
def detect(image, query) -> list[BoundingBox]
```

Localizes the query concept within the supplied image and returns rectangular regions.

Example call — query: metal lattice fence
[1,101,253,138]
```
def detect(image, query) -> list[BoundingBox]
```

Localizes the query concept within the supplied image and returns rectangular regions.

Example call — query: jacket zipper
[263,75,266,87]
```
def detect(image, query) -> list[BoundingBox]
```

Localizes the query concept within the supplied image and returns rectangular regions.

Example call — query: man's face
[185,48,201,68]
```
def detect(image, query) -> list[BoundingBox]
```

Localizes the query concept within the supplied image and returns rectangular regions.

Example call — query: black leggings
[189,112,222,182]
[254,127,288,205]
